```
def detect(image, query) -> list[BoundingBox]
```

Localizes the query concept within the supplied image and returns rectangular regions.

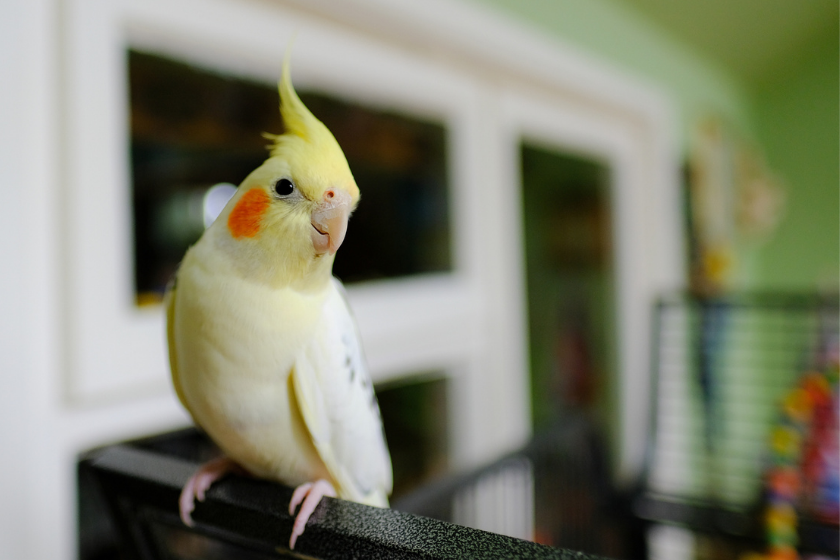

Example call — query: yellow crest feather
[262,43,360,206]
[267,47,344,161]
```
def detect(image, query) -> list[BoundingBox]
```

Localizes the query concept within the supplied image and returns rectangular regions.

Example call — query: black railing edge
[633,493,839,556]
[83,443,612,560]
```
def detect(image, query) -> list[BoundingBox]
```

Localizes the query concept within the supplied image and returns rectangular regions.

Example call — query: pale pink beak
[311,189,352,255]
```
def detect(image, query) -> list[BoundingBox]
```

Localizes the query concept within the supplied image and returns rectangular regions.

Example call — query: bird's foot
[287,479,337,549]
[179,456,247,526]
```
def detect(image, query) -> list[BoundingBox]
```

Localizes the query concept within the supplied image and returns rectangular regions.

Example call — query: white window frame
[60,0,681,497]
[62,0,525,472]
[498,85,681,481]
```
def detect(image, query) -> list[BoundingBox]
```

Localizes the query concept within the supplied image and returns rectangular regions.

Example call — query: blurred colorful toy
[742,362,839,560]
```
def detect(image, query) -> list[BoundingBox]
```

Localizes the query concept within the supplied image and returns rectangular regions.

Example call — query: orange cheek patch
[228,188,270,239]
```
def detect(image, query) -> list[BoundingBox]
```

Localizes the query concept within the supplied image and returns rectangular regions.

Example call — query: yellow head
[208,51,360,289]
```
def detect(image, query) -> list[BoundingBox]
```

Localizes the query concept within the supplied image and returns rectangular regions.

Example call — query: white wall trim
[282,0,675,126]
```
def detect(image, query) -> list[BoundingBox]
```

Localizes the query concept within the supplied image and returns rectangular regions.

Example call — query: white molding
[63,0,166,402]
[500,82,681,481]
[281,0,674,124]
[347,276,477,383]
[62,0,487,406]
[61,392,191,453]
[1,0,63,557]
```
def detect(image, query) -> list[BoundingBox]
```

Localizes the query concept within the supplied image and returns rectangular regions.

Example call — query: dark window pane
[128,50,451,305]
[129,50,279,304]
[521,144,624,555]
[376,376,449,500]
[298,92,451,285]
[519,144,615,432]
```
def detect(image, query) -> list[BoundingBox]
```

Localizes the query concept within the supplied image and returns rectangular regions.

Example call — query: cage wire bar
[638,292,839,556]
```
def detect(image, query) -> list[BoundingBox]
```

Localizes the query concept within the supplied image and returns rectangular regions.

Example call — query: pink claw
[179,456,246,526]
[287,479,337,549]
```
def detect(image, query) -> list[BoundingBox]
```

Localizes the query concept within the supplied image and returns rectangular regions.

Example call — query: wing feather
[290,278,392,507]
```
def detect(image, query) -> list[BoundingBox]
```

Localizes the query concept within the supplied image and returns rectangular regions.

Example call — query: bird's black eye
[273,178,295,197]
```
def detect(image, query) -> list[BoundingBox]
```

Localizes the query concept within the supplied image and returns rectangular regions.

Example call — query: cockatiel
[165,51,392,550]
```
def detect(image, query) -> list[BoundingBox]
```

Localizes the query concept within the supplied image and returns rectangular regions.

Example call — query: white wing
[291,278,392,506]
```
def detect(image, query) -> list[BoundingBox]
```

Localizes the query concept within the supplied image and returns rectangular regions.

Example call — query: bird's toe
[288,479,337,549]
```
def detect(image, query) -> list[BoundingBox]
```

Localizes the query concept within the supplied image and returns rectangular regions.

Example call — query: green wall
[468,0,757,147]
[753,38,839,290]
[468,0,837,291]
